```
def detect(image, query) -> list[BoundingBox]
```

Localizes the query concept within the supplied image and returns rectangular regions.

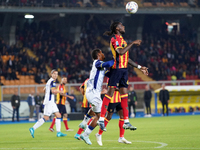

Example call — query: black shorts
[108,68,128,88]
[107,102,122,113]
[83,107,91,115]
[57,104,67,114]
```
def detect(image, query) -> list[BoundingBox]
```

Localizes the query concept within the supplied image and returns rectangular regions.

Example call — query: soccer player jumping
[99,21,148,131]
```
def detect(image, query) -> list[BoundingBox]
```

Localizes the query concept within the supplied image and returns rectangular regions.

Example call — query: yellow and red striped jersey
[110,34,128,69]
[81,78,90,108]
[110,90,121,103]
[56,84,67,105]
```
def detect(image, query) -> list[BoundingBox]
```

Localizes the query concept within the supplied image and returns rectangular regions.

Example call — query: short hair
[51,69,57,74]
[92,49,101,60]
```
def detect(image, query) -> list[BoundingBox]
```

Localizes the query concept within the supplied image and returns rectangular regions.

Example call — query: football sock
[119,118,125,138]
[100,94,112,120]
[98,118,109,135]
[77,128,84,135]
[82,113,92,124]
[55,118,61,132]
[77,118,93,135]
[50,117,56,128]
[63,118,69,130]
[33,118,45,130]
[121,94,129,121]
[87,118,93,126]
[84,125,94,136]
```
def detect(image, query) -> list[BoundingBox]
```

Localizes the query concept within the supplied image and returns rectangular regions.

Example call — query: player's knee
[63,113,68,118]
[43,116,49,121]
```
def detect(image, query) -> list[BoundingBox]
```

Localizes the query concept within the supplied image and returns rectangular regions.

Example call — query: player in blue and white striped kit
[29,70,67,138]
[79,49,114,145]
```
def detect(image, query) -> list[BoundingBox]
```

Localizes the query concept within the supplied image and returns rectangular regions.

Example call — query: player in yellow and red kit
[99,21,148,131]
[49,77,74,132]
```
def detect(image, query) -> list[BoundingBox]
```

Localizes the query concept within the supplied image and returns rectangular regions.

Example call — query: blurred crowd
[1,16,200,84]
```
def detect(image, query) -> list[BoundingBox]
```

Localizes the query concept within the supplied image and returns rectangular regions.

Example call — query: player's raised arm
[128,58,149,76]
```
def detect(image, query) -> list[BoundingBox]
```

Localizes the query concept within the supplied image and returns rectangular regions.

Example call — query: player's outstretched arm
[51,88,64,95]
[117,40,142,55]
[96,59,114,69]
[128,58,148,75]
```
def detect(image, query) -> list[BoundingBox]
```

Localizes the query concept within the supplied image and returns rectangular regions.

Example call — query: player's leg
[29,104,51,138]
[63,113,73,131]
[99,69,121,130]
[118,108,131,144]
[96,110,112,146]
[75,107,92,140]
[54,112,67,137]
[49,104,62,132]
[81,98,102,145]
[79,108,95,130]
[120,69,136,130]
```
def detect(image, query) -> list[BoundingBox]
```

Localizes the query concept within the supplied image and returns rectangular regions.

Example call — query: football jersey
[43,78,56,105]
[110,34,128,69]
[81,78,90,108]
[87,60,106,93]
[56,84,67,105]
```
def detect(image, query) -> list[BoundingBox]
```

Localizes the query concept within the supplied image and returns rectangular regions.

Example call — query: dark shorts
[57,104,67,114]
[82,107,91,115]
[107,102,122,113]
[108,68,128,88]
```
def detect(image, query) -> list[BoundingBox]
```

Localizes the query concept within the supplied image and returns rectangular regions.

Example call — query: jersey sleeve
[111,36,123,50]
[50,81,56,89]
[95,60,114,69]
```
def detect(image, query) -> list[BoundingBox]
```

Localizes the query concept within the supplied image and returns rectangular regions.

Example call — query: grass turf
[0,115,200,150]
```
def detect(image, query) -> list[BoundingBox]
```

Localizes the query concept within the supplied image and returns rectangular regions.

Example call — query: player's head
[92,48,105,61]
[51,69,58,80]
[104,21,125,36]
[61,77,67,85]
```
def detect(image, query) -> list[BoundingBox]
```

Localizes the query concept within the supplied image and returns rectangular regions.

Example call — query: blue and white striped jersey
[87,59,114,93]
[43,78,56,105]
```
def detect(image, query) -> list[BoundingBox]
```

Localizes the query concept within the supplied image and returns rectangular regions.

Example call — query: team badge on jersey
[116,41,119,46]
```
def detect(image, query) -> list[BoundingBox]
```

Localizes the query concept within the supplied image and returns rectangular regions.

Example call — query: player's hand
[140,66,148,75]
[133,40,142,46]
[60,91,65,94]
[135,101,138,105]
[101,88,107,94]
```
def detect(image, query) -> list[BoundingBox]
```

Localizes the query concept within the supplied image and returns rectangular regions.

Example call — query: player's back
[87,60,106,93]
[43,78,56,105]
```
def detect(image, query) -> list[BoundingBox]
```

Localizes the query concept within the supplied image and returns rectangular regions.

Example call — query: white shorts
[43,102,59,116]
[86,88,102,113]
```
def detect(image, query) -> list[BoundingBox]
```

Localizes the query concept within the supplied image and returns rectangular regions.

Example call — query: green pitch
[0,115,200,150]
